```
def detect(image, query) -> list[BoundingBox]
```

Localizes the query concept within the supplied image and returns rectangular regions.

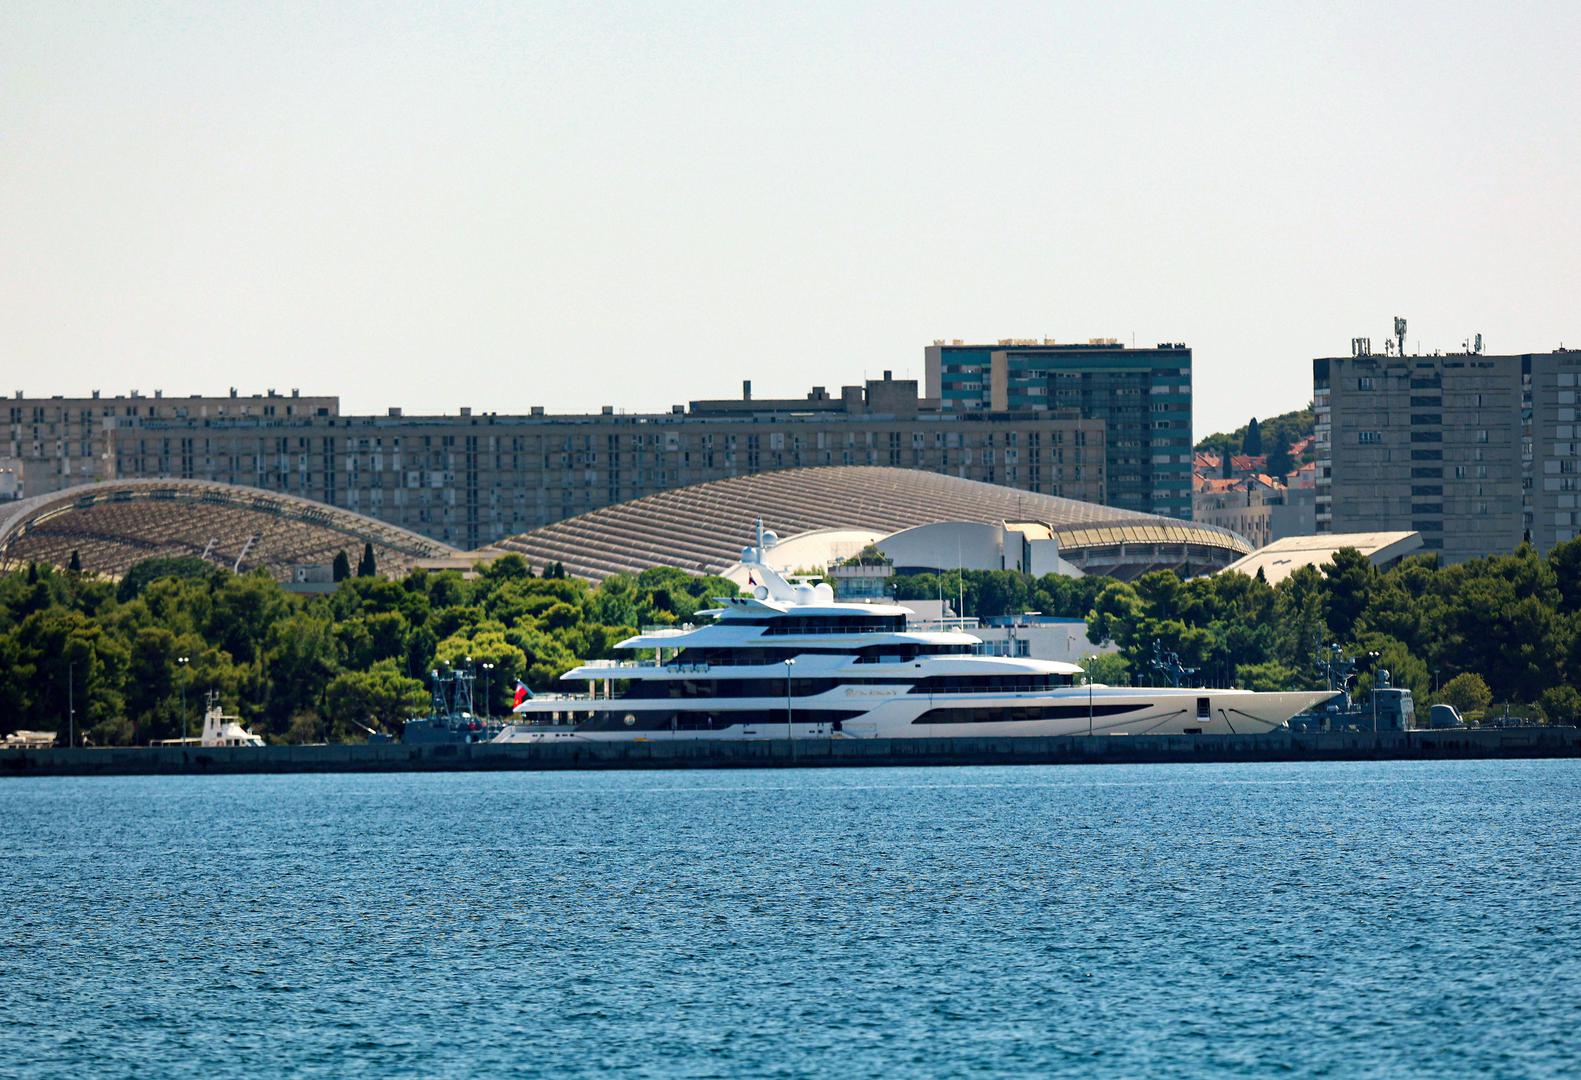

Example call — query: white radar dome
[813,583,834,603]
[794,584,815,605]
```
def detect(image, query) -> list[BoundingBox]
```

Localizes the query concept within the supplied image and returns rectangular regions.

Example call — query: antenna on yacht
[957,538,965,625]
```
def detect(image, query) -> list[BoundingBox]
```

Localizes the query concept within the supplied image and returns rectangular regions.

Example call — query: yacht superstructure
[199,691,265,748]
[496,524,1334,742]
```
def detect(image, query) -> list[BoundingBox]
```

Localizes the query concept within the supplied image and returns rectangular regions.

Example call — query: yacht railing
[578,658,715,673]
[907,617,981,632]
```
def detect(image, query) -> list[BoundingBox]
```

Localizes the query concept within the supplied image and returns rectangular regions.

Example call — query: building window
[1358,431,1382,444]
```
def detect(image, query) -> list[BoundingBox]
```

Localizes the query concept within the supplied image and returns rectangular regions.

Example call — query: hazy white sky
[3,1,1577,436]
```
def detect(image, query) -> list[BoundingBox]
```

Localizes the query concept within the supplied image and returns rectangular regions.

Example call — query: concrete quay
[2,727,1579,778]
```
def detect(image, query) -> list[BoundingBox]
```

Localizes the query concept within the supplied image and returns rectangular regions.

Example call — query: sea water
[2,761,1578,1078]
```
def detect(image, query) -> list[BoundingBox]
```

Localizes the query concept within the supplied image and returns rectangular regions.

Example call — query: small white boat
[199,691,265,747]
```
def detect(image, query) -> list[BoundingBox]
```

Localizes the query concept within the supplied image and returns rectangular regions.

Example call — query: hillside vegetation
[1196,405,1316,472]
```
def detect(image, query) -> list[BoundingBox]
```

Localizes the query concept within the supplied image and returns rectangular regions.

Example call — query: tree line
[0,556,732,745]
[887,543,1581,723]
[1081,543,1581,723]
[5,537,1580,743]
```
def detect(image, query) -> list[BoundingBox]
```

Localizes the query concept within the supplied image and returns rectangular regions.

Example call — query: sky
[3,1,1577,437]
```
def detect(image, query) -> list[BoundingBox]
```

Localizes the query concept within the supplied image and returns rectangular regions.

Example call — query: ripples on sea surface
[2,761,1579,1078]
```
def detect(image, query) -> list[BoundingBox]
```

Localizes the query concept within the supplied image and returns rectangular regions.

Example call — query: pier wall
[3,728,1580,778]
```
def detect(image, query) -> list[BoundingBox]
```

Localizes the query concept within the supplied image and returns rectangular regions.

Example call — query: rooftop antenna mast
[1394,316,1407,357]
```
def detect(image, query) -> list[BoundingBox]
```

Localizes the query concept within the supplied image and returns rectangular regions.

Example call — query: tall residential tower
[1314,346,1581,561]
[925,340,1193,519]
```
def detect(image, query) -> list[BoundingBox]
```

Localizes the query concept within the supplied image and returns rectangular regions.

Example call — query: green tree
[971,571,1033,620]
[1435,551,1559,702]
[1086,580,1146,655]
[357,543,378,578]
[1243,417,1263,456]
[124,626,180,741]
[286,711,324,744]
[1078,653,1129,686]
[1266,437,1293,478]
[206,572,291,666]
[1537,685,1581,726]
[332,550,351,582]
[405,624,437,680]
[116,556,215,603]
[324,659,426,734]
[1322,548,1374,644]
[264,609,336,728]
[1548,536,1581,614]
[1353,634,1432,705]
[1440,672,1493,716]
[477,553,532,585]
[1236,660,1298,692]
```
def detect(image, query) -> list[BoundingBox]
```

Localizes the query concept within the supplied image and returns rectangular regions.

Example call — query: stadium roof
[1221,531,1423,585]
[1,469,1256,584]
[483,466,1253,580]
[0,480,459,581]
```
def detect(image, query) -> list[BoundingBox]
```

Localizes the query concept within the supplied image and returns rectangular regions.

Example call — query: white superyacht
[496,525,1333,742]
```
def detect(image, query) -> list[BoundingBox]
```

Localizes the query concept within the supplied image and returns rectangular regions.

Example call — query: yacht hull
[495,688,1336,742]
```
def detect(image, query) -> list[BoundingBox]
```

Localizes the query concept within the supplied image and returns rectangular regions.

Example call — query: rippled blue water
[3,761,1580,1077]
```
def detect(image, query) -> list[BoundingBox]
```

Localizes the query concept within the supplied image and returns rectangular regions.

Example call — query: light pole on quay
[481,662,495,719]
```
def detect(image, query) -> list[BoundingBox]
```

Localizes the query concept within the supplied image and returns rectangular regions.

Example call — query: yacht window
[908,673,1075,693]
[913,703,1145,724]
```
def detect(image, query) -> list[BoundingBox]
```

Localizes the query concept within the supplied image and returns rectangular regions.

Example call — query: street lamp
[66,659,75,749]
[481,662,495,719]
[177,656,190,742]
[783,658,796,745]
